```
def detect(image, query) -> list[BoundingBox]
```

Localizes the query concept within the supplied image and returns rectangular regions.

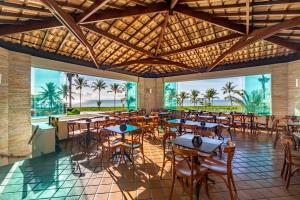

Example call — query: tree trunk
[68,78,72,108]
[98,89,101,111]
[80,88,82,108]
[114,92,116,110]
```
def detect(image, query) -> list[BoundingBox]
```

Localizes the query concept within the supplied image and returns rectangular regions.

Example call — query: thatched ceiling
[0,0,300,77]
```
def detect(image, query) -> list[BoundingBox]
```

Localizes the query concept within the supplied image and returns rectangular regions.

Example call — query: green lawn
[176,105,243,112]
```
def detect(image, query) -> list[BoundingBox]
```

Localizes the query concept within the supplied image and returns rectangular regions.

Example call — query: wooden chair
[201,140,236,200]
[66,121,83,152]
[255,115,269,135]
[99,129,124,165]
[160,131,183,178]
[147,116,160,138]
[165,122,181,136]
[124,129,145,165]
[281,138,300,189]
[182,124,198,135]
[169,145,208,200]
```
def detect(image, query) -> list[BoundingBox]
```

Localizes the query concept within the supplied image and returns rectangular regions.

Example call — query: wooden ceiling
[0,0,300,77]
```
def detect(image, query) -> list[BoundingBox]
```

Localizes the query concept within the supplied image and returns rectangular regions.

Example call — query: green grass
[73,107,127,112]
[176,105,243,112]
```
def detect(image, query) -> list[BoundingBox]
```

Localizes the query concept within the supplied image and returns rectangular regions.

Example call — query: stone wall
[0,48,31,165]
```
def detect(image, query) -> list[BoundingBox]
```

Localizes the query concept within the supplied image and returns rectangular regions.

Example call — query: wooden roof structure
[0,0,300,77]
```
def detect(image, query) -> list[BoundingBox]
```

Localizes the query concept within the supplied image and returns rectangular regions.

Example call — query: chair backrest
[172,145,198,178]
[67,121,76,134]
[224,140,236,172]
[128,129,144,147]
[182,124,198,134]
[198,129,215,137]
[162,131,176,153]
[165,122,180,135]
[282,138,293,164]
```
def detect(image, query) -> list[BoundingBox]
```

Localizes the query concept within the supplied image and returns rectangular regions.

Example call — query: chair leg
[169,171,176,200]
[230,174,237,192]
[140,147,145,164]
[227,176,234,200]
[285,164,289,180]
[286,166,292,189]
[281,160,286,177]
[160,158,166,178]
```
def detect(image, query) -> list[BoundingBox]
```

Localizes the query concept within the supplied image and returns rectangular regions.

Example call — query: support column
[0,48,32,165]
[0,48,9,165]
[8,51,32,161]
[138,77,163,113]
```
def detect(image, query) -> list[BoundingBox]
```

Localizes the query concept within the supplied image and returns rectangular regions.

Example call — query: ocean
[72,99,124,107]
[73,99,236,107]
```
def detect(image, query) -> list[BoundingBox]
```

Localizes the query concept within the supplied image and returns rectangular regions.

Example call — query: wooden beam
[155,12,169,55]
[265,36,300,53]
[82,24,154,57]
[105,57,198,72]
[0,1,49,13]
[43,0,99,68]
[160,33,242,56]
[174,4,245,34]
[215,10,300,17]
[76,0,111,23]
[208,16,300,71]
[170,0,180,10]
[182,0,300,10]
[246,0,250,35]
[0,3,168,37]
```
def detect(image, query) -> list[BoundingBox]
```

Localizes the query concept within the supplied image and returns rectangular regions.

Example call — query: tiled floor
[0,131,300,200]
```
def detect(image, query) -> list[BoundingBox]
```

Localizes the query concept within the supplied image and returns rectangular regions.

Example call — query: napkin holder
[192,135,202,147]
[200,121,206,126]
[120,124,127,132]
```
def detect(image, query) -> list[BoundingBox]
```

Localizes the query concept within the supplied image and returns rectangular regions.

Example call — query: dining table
[168,119,220,137]
[104,124,139,162]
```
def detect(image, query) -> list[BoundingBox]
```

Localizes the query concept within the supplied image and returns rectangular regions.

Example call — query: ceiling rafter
[0,3,168,37]
[76,0,111,23]
[82,24,154,57]
[181,0,300,10]
[208,16,300,71]
[104,57,198,72]
[161,33,241,56]
[43,0,99,68]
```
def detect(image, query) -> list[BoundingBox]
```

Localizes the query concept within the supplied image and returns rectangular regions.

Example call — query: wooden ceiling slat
[0,3,168,37]
[208,16,300,71]
[82,24,153,57]
[43,0,99,68]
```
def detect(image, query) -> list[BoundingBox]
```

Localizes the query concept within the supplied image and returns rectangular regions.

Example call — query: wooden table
[173,134,223,154]
[104,124,139,162]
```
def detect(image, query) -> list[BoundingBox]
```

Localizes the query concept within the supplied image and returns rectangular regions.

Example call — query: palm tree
[91,79,107,110]
[190,90,200,107]
[39,82,62,110]
[231,90,264,113]
[66,73,75,108]
[108,83,123,110]
[258,75,270,99]
[178,91,189,107]
[58,84,68,105]
[74,75,89,108]
[204,88,218,105]
[222,81,239,106]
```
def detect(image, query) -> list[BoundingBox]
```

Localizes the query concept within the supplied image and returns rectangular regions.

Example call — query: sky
[31,67,126,105]
[177,76,244,99]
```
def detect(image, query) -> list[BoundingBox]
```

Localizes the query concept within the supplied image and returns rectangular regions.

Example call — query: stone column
[8,51,32,161]
[271,63,289,116]
[0,48,9,165]
[0,48,31,165]
[138,77,163,113]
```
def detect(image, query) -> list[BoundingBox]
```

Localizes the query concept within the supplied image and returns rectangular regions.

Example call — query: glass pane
[31,67,66,118]
[164,82,177,109]
[126,81,137,110]
[244,74,272,115]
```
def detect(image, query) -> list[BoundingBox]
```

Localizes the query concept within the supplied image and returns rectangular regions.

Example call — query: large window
[164,74,271,115]
[31,67,138,118]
